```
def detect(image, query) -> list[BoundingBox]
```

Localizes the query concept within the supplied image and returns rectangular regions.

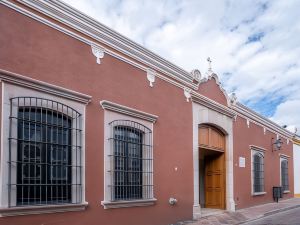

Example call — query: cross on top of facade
[207,57,212,71]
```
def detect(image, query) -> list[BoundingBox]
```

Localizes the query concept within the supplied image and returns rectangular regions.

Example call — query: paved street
[243,207,300,225]
[177,198,300,225]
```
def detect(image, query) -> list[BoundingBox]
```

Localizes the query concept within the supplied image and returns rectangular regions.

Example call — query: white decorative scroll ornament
[91,44,105,64]
[234,114,237,122]
[229,92,237,105]
[184,88,192,102]
[246,119,250,128]
[263,127,266,135]
[146,69,156,87]
[191,69,201,83]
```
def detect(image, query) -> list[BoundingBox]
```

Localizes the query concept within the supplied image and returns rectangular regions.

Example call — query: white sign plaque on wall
[239,157,246,168]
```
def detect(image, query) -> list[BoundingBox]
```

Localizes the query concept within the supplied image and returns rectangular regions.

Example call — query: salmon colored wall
[197,78,228,106]
[233,116,294,209]
[0,5,193,225]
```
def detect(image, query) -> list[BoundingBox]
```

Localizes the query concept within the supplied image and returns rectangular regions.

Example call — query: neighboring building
[0,1,295,225]
[293,137,300,198]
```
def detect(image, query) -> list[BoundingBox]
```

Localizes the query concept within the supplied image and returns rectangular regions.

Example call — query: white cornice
[233,103,294,139]
[0,1,294,139]
[0,69,92,104]
[11,0,197,89]
[100,100,158,123]
[191,92,236,118]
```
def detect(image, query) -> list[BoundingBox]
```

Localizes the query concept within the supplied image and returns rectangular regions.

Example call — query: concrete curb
[237,204,300,225]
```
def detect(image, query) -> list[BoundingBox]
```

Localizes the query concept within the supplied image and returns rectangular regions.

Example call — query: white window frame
[100,100,157,209]
[0,81,89,216]
[251,147,266,196]
[280,156,290,193]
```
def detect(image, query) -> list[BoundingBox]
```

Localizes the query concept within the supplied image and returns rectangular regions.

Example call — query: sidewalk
[173,198,300,225]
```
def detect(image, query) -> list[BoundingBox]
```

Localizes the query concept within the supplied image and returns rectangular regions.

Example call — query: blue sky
[63,0,300,133]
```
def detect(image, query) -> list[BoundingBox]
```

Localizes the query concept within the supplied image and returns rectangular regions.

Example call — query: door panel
[199,126,225,151]
[205,153,225,209]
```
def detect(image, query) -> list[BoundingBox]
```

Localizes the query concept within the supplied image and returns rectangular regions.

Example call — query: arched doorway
[199,125,226,209]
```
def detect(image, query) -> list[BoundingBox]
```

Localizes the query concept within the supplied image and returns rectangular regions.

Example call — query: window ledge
[283,190,290,194]
[0,202,88,217]
[101,198,157,209]
[252,192,267,196]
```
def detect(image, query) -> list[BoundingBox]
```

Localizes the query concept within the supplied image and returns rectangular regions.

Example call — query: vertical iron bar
[75,110,78,203]
[28,98,31,205]
[34,98,37,205]
[45,100,48,205]
[22,98,25,205]
[8,99,13,207]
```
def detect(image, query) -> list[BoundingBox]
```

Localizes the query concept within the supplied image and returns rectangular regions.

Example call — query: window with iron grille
[109,120,153,201]
[281,159,289,191]
[253,152,264,193]
[8,97,82,207]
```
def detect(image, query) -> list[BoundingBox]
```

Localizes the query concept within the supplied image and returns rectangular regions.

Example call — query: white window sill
[252,192,267,196]
[283,190,290,194]
[0,202,88,217]
[101,198,157,209]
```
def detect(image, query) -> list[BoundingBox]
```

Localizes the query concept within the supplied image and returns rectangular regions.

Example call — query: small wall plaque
[239,157,245,168]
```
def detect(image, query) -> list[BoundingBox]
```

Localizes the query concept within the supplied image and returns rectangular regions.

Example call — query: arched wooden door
[199,125,226,209]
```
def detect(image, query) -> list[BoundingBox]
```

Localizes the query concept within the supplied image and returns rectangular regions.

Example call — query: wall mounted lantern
[272,138,283,151]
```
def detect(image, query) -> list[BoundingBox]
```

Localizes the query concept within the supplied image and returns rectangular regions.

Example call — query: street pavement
[243,207,300,225]
[172,198,300,225]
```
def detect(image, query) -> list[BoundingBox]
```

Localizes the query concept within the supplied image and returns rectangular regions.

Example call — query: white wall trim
[0,0,194,94]
[250,145,267,152]
[233,103,294,139]
[279,153,290,159]
[251,148,265,196]
[280,156,289,192]
[101,109,155,209]
[101,199,156,209]
[192,102,235,219]
[0,0,294,141]
[100,100,158,123]
[0,203,88,217]
[0,69,92,104]
[6,0,197,89]
[191,93,236,118]
[199,72,231,107]
[0,82,87,211]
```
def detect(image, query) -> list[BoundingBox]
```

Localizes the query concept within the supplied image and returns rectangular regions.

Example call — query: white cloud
[63,0,300,133]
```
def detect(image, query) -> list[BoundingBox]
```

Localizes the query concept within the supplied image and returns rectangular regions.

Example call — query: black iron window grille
[253,152,264,193]
[281,159,289,191]
[8,97,82,207]
[109,120,153,201]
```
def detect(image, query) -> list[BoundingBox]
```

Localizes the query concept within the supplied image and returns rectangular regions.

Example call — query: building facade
[293,138,300,198]
[0,1,295,225]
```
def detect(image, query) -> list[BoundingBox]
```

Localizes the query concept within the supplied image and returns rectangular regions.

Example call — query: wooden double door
[199,125,226,209]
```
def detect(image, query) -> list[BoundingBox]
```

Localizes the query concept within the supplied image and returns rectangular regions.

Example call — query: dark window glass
[253,152,264,193]
[16,107,72,205]
[114,126,143,200]
[281,160,289,191]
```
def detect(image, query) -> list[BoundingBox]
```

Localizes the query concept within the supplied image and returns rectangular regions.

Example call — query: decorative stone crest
[191,69,201,83]
[91,44,105,64]
[184,88,192,102]
[146,69,156,87]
